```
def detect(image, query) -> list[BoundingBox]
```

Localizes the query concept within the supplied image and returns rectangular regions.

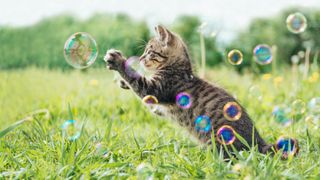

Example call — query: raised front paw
[104,49,126,71]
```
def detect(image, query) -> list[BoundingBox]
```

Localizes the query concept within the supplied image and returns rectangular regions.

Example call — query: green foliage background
[0,7,319,71]
[227,8,320,72]
[0,14,150,70]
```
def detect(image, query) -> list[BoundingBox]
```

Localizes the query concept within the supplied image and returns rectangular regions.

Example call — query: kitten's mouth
[141,61,154,71]
[144,63,152,68]
[140,59,150,67]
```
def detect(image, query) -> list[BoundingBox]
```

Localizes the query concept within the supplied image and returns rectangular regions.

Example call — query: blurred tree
[227,7,320,73]
[1,7,319,71]
[172,16,223,68]
[0,14,149,70]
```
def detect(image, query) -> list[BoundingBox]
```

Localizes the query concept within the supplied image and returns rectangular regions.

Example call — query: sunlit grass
[0,67,320,179]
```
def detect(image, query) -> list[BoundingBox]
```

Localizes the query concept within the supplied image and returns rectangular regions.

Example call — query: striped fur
[104,25,272,157]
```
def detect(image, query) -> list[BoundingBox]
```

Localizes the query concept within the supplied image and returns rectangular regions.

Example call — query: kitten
[104,25,273,157]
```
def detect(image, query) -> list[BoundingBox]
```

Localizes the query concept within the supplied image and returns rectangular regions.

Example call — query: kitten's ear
[155,25,174,46]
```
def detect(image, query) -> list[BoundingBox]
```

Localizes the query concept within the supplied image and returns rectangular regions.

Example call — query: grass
[1,67,320,179]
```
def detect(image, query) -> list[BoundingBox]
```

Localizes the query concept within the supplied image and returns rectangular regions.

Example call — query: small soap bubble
[291,55,300,64]
[223,102,242,121]
[275,137,299,158]
[64,32,98,69]
[124,56,145,79]
[308,97,320,113]
[216,125,236,145]
[194,115,211,133]
[286,12,307,34]
[136,163,153,179]
[253,44,272,65]
[61,120,81,141]
[142,95,158,104]
[291,99,306,115]
[298,51,305,59]
[176,92,192,109]
[305,115,320,129]
[272,106,292,126]
[248,86,263,101]
[227,49,243,65]
[95,142,109,157]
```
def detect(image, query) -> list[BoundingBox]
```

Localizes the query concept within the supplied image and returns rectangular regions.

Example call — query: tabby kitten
[104,25,273,157]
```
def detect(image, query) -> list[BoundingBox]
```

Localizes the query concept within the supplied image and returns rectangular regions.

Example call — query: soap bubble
[308,97,320,114]
[291,55,300,64]
[142,95,158,104]
[275,137,299,159]
[95,142,109,158]
[305,115,320,129]
[136,163,153,179]
[216,125,236,145]
[223,102,242,121]
[291,99,306,115]
[64,32,98,69]
[227,49,243,65]
[176,92,192,109]
[61,120,81,141]
[272,106,292,126]
[286,12,307,34]
[124,56,145,79]
[248,86,263,101]
[194,115,211,133]
[298,51,305,58]
[253,44,272,65]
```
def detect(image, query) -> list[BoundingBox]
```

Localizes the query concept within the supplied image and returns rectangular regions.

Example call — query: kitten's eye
[150,50,168,59]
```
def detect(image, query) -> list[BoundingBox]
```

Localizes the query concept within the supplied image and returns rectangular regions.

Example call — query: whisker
[135,38,148,53]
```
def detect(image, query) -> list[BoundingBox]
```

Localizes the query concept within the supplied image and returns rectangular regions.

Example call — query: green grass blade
[0,117,31,138]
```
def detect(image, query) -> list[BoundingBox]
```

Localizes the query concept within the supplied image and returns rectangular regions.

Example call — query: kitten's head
[140,25,190,71]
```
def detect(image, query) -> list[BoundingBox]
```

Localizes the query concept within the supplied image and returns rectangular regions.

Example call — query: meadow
[1,66,320,179]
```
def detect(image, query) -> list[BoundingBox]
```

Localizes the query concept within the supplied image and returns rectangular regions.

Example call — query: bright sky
[1,0,319,42]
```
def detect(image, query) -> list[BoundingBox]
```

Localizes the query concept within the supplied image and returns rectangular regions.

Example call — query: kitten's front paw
[104,49,126,71]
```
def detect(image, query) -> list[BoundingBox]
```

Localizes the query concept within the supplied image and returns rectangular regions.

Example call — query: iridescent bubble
[291,99,306,115]
[272,106,292,126]
[216,125,236,145]
[248,86,263,101]
[176,92,192,109]
[142,95,158,104]
[136,163,153,179]
[253,44,272,65]
[124,56,145,79]
[275,137,299,158]
[291,55,300,64]
[223,102,242,121]
[308,97,320,113]
[95,142,109,157]
[61,120,81,141]
[194,115,211,133]
[298,51,305,59]
[286,12,307,34]
[64,32,98,69]
[227,49,243,65]
[305,115,320,129]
